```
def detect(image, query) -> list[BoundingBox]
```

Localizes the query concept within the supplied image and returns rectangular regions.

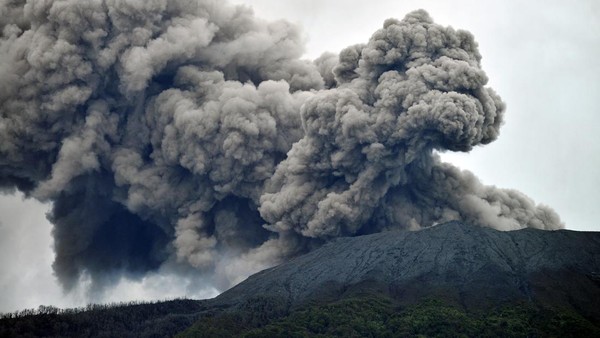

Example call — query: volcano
[6,221,599,337]
[214,221,600,315]
[180,221,600,336]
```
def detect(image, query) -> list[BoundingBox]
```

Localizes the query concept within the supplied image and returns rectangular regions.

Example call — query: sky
[0,0,598,313]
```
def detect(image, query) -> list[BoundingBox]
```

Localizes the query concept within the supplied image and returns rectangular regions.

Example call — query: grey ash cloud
[0,0,563,293]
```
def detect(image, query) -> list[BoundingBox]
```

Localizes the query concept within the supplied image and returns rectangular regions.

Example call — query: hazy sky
[0,0,598,313]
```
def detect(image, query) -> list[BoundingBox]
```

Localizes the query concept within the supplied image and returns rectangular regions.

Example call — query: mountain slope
[215,221,600,315]
[3,221,600,337]
[0,299,210,338]
[178,221,600,337]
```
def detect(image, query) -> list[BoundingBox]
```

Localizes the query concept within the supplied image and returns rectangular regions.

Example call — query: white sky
[1,0,598,313]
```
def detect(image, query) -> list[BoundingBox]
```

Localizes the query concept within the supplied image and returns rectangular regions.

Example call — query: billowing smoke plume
[0,0,562,292]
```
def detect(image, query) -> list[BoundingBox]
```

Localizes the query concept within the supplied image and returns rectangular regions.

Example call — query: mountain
[3,221,600,337]
[216,221,600,312]
[183,221,600,337]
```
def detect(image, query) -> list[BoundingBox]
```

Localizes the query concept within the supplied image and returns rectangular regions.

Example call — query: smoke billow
[0,1,562,293]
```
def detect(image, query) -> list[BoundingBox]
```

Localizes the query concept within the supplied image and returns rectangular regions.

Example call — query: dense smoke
[0,0,562,292]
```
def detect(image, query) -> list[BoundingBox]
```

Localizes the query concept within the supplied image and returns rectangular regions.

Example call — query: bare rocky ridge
[214,221,600,319]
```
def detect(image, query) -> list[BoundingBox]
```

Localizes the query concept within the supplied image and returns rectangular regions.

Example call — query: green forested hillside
[0,299,207,338]
[2,293,599,337]
[180,296,600,338]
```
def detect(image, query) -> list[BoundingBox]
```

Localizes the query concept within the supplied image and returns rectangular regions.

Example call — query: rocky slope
[215,221,600,319]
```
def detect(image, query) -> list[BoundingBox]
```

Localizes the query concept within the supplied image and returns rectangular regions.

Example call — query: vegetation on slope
[3,294,599,337]
[0,299,206,338]
[180,296,600,338]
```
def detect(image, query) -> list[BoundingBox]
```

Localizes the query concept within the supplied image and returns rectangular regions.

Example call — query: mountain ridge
[3,221,600,337]
[214,221,600,317]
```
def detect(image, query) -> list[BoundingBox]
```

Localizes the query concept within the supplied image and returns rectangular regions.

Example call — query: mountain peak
[215,221,600,319]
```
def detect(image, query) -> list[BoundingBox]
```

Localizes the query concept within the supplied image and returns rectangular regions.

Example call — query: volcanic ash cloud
[0,1,563,292]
